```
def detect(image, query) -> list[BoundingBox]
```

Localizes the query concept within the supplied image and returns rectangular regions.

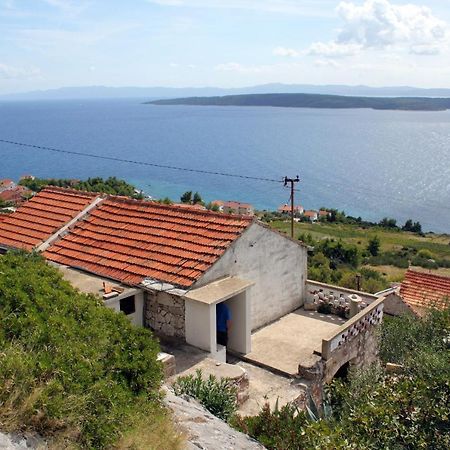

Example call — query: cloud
[273,46,299,57]
[302,0,449,59]
[308,41,361,57]
[0,63,41,79]
[335,0,449,55]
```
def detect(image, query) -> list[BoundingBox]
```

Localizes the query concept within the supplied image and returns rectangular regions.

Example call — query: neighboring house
[0,179,15,192]
[303,210,318,221]
[0,185,31,206]
[278,204,304,215]
[385,269,450,317]
[318,210,330,220]
[383,269,450,316]
[212,200,254,216]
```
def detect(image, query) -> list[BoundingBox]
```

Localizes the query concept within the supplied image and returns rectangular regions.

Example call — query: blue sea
[1,99,449,233]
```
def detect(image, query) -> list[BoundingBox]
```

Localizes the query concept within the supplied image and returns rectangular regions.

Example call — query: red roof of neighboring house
[44,196,253,288]
[278,204,303,213]
[223,201,252,210]
[0,179,15,189]
[0,187,98,250]
[304,210,318,217]
[319,210,329,216]
[400,269,450,314]
[0,215,9,223]
[0,186,30,202]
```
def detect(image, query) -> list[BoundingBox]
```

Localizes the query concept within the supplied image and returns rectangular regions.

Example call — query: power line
[0,138,283,184]
[2,137,448,216]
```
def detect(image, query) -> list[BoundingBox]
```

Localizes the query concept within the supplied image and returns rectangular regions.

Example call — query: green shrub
[0,251,162,448]
[172,369,237,421]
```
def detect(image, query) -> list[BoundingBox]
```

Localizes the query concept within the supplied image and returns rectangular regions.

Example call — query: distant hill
[148,93,450,111]
[2,83,450,101]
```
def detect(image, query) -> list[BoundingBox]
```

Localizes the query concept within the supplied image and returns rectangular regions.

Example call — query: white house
[0,187,307,359]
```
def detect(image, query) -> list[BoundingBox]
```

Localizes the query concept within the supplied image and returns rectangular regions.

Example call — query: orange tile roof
[0,214,9,223]
[400,269,450,314]
[0,187,98,251]
[45,196,253,288]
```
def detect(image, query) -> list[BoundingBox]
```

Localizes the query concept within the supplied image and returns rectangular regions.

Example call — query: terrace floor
[242,308,345,377]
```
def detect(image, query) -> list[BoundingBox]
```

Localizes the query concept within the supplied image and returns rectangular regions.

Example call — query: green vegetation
[0,251,182,449]
[19,176,144,199]
[269,212,450,289]
[172,370,237,421]
[180,190,204,205]
[233,306,450,449]
[149,93,450,111]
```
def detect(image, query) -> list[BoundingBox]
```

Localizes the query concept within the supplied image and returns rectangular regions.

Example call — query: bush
[0,251,163,449]
[172,370,237,421]
[20,176,144,199]
[366,235,380,256]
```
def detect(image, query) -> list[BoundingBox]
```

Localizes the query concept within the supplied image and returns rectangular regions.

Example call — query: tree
[367,235,380,256]
[180,191,192,204]
[379,217,397,228]
[412,221,422,233]
[402,219,414,231]
[192,191,203,205]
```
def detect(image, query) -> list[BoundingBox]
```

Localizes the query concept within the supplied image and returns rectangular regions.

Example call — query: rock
[0,432,47,450]
[162,386,265,450]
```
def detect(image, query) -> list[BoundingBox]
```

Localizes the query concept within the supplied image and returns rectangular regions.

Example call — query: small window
[120,295,135,315]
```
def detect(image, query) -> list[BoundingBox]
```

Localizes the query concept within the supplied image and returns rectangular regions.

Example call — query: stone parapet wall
[145,290,185,340]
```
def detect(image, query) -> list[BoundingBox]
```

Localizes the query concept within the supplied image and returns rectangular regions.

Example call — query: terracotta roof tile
[0,187,98,250]
[400,269,450,314]
[45,196,253,288]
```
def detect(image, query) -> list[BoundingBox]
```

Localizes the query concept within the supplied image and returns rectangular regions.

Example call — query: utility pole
[284,176,300,238]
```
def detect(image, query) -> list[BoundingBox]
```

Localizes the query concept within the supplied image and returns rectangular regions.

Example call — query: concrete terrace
[242,308,345,377]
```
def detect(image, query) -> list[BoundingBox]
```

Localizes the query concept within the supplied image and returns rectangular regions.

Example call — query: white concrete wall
[306,280,378,306]
[104,290,144,327]
[227,292,251,354]
[193,222,307,331]
[185,299,215,353]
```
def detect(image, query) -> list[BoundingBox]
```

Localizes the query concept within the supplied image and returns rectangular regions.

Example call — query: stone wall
[383,290,416,316]
[144,290,185,340]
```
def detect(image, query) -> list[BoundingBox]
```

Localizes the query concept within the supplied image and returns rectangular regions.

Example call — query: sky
[1,0,450,94]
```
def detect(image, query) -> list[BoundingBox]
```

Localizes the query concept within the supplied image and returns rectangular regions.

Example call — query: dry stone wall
[145,290,185,340]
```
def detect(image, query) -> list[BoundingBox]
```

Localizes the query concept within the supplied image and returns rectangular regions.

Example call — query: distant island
[148,93,450,111]
[3,83,450,101]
